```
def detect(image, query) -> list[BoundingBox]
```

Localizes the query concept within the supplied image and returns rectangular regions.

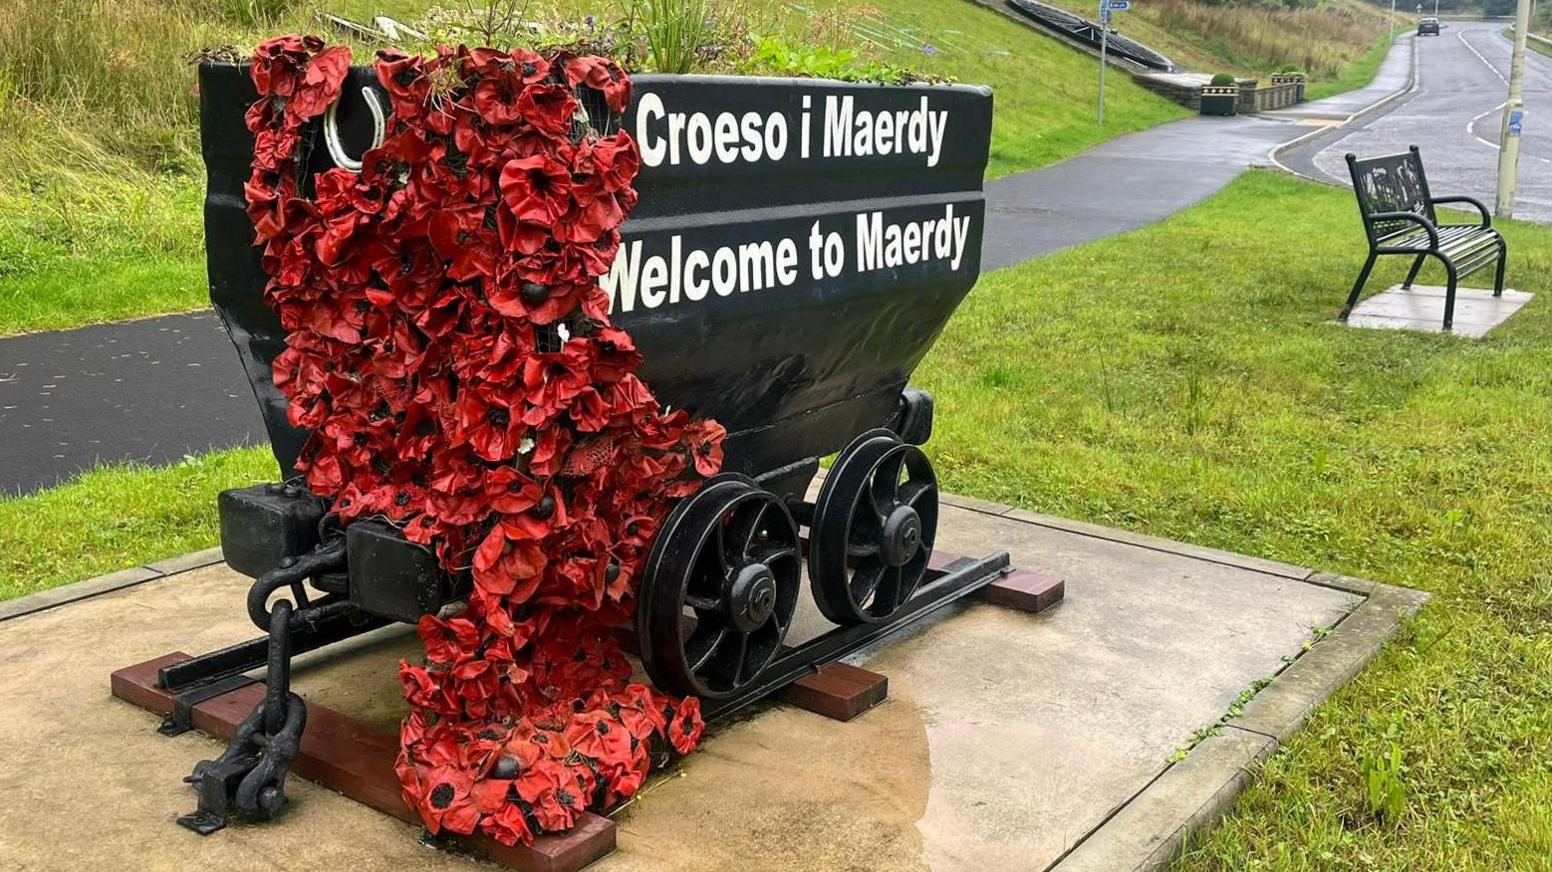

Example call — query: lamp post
[1496,0,1533,218]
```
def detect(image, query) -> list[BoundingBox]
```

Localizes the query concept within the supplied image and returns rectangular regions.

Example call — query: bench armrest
[1430,195,1492,229]
[1370,211,1440,249]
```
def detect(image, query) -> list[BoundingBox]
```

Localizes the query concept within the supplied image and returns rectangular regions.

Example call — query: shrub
[1211,72,1237,85]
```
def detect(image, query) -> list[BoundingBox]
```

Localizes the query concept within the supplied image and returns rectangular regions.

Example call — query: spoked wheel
[809,429,940,625]
[637,474,802,699]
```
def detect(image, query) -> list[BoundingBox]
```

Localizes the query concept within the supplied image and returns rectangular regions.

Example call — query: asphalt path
[0,37,1418,496]
[1283,21,1551,223]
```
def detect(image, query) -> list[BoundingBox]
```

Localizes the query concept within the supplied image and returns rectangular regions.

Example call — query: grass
[0,257,207,335]
[801,0,1186,179]
[1035,0,1394,84]
[0,447,279,602]
[915,170,1552,869]
[1304,30,1394,102]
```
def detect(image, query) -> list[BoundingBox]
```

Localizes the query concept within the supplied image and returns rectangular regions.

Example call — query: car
[1419,17,1441,35]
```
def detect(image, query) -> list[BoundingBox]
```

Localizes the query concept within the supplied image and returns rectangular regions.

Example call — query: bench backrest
[1346,146,1436,243]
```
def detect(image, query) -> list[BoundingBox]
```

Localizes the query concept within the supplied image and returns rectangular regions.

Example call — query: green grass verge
[0,447,278,602]
[917,170,1552,869]
[1303,30,1395,102]
[0,256,206,335]
[844,0,1186,179]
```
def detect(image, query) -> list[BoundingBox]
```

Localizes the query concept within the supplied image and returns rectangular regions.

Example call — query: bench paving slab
[1346,284,1533,337]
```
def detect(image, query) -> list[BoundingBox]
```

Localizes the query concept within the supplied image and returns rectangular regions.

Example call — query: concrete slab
[1345,284,1533,337]
[0,499,1411,872]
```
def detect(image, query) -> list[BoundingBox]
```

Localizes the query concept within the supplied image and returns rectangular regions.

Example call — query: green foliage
[1041,0,1389,83]
[1211,72,1238,84]
[629,0,717,75]
[0,447,278,602]
[744,35,917,83]
[1361,743,1408,824]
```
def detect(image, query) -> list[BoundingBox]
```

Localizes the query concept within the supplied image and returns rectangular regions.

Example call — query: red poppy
[417,765,480,835]
[518,83,580,141]
[246,38,724,846]
[499,153,574,226]
[564,56,632,112]
[418,614,480,664]
[667,697,705,755]
[452,386,526,462]
[473,524,548,601]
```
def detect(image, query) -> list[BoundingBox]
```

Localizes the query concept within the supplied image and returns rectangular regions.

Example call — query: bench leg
[1342,252,1378,320]
[1494,240,1507,297]
[1440,255,1459,331]
[1402,254,1426,290]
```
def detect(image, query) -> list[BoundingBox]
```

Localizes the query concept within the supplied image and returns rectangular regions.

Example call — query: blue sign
[1109,1,1131,9]
[1508,110,1524,137]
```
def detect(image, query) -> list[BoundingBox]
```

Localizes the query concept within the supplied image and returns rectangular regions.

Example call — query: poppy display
[245,36,719,845]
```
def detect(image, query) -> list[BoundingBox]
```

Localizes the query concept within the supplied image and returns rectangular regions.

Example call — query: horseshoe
[323,86,387,172]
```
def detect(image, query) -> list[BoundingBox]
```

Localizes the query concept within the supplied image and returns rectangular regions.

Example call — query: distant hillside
[1006,0,1393,95]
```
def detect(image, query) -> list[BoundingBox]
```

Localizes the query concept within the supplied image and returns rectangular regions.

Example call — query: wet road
[1296,21,1552,223]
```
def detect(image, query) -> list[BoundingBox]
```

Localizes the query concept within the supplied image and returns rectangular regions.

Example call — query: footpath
[0,35,1417,494]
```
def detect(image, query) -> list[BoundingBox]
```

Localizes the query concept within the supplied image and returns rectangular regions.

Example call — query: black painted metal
[177,601,308,835]
[197,63,992,484]
[702,550,1012,724]
[346,520,450,624]
[1005,0,1172,71]
[157,606,388,692]
[159,673,259,737]
[1344,146,1507,330]
[808,429,940,626]
[218,484,326,579]
[636,474,803,698]
[176,65,1010,815]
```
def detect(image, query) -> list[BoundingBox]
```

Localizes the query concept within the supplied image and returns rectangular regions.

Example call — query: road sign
[1508,110,1524,137]
[1109,1,1131,10]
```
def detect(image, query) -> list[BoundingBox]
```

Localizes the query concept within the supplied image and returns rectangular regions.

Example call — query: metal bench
[1344,146,1506,331]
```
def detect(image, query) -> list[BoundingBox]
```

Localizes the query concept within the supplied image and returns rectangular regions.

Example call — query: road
[0,37,1420,496]
[1286,21,1551,223]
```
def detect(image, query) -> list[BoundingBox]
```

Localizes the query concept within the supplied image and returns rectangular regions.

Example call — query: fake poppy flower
[666,697,705,756]
[499,153,574,226]
[564,56,632,112]
[417,765,481,835]
[419,614,480,664]
[473,524,548,601]
[246,37,725,847]
[517,83,580,141]
[453,386,527,462]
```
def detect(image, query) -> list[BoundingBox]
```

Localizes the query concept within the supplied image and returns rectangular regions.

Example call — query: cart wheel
[637,474,801,699]
[809,429,939,625]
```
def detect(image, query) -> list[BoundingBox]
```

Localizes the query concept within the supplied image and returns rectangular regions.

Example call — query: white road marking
[1456,29,1513,151]
[1467,100,1508,151]
[1457,27,1508,85]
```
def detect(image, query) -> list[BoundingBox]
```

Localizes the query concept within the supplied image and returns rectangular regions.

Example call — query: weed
[1360,743,1407,824]
[630,0,717,74]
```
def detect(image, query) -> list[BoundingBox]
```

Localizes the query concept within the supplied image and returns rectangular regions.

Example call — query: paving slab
[0,499,1412,872]
[1345,284,1533,337]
